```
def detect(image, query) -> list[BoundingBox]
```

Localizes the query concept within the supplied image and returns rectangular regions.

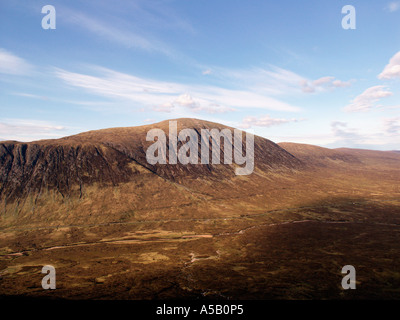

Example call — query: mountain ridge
[0,118,303,201]
[1,118,399,229]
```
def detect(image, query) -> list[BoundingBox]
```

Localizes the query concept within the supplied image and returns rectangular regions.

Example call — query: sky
[0,0,399,150]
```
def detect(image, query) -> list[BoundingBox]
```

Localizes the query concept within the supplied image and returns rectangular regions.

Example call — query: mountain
[2,120,400,230]
[0,119,303,227]
[0,119,302,198]
[1,119,400,300]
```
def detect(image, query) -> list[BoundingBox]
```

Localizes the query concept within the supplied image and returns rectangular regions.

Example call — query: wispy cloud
[300,76,351,93]
[211,66,305,96]
[385,2,400,12]
[69,13,154,51]
[152,94,235,114]
[331,121,363,143]
[54,66,301,114]
[278,120,400,149]
[122,0,195,34]
[378,51,400,80]
[0,49,33,75]
[0,119,67,142]
[200,65,350,100]
[239,115,302,129]
[344,85,393,112]
[383,117,400,134]
[61,6,188,61]
[328,119,400,148]
[170,93,235,114]
[12,92,49,100]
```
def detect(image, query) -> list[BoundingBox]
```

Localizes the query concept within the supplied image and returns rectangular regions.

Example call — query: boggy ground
[1,196,399,300]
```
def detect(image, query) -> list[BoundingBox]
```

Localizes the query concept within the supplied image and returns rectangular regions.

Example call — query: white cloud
[332,79,352,88]
[383,105,400,110]
[386,2,400,12]
[175,93,197,108]
[152,102,174,113]
[12,92,48,100]
[326,119,400,149]
[55,66,301,114]
[239,115,301,129]
[344,85,393,112]
[313,76,335,86]
[330,121,376,147]
[299,79,315,93]
[300,76,351,93]
[190,65,350,103]
[275,119,400,149]
[0,119,67,142]
[331,121,362,142]
[173,94,236,114]
[0,49,33,75]
[54,64,351,117]
[383,117,400,134]
[378,51,400,80]
[214,66,306,96]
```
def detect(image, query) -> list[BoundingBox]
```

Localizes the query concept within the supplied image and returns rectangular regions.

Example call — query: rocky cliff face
[0,142,136,201]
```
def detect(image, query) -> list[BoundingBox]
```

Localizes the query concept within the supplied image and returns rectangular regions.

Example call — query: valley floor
[1,196,399,299]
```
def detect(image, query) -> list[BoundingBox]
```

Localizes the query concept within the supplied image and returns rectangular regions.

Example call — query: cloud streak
[239,115,302,129]
[344,85,393,112]
[0,49,33,75]
[300,76,351,93]
[0,119,67,142]
[383,117,400,134]
[378,51,400,80]
[328,119,400,149]
[62,7,182,60]
[386,2,400,12]
[55,66,301,114]
[210,66,306,96]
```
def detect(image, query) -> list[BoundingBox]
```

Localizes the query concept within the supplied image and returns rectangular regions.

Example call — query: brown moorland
[0,118,399,299]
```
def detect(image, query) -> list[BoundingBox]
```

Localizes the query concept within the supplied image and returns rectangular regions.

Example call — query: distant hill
[278,142,361,167]
[279,142,400,169]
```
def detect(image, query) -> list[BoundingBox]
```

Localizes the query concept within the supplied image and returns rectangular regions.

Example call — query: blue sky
[1,0,399,150]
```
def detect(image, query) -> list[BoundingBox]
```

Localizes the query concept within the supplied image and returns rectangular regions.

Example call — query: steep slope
[60,118,303,180]
[0,119,302,200]
[0,118,304,228]
[0,142,136,201]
